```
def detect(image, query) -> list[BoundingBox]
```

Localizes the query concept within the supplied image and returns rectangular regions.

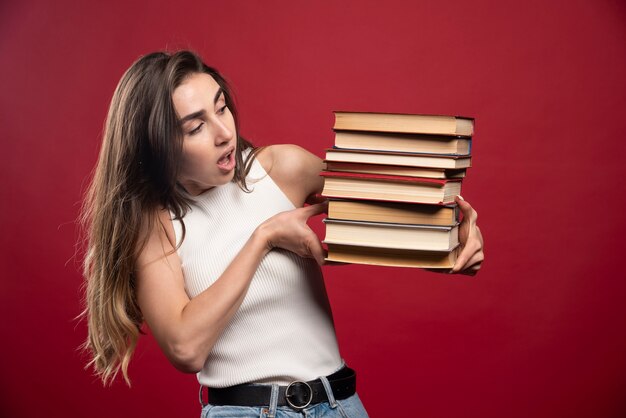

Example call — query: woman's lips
[217,147,235,172]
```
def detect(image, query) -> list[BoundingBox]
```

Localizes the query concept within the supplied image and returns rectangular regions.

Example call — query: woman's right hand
[256,202,328,265]
[137,204,327,374]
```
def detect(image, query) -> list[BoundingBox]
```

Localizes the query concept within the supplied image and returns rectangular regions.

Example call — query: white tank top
[172,148,342,388]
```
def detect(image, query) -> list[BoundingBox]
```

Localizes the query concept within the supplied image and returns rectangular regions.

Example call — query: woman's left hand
[450,195,484,275]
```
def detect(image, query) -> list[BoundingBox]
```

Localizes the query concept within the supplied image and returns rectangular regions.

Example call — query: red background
[2,1,626,417]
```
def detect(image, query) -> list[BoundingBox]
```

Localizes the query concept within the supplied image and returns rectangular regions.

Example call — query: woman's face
[172,72,237,196]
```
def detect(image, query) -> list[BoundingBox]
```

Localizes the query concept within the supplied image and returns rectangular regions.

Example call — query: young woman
[81,50,484,418]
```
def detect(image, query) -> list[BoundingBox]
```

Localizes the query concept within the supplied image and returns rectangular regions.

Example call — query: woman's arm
[257,144,326,207]
[135,145,328,373]
[135,211,270,373]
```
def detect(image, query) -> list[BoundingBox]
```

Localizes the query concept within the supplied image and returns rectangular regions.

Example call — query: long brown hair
[79,50,256,385]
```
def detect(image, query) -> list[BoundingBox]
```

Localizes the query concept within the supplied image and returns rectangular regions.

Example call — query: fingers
[452,195,483,274]
[451,230,483,272]
[455,195,477,223]
[304,233,326,266]
[451,251,472,273]
[301,200,329,218]
[460,263,482,276]
[451,246,470,273]
[389,195,481,274]
[454,259,482,276]
[452,244,484,273]
[473,225,484,248]
[458,252,484,273]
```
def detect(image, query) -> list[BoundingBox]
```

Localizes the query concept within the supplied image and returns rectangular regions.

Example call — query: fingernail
[457,195,464,201]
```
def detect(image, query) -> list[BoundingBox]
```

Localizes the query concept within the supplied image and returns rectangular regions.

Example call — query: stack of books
[321,111,474,269]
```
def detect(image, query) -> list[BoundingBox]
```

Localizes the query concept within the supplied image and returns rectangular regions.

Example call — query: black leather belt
[202,367,356,410]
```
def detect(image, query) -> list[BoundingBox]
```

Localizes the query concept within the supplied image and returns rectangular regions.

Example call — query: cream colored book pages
[325,150,470,169]
[335,113,460,135]
[456,118,474,136]
[442,183,462,201]
[328,201,456,226]
[335,131,469,154]
[322,178,460,204]
[325,162,459,179]
[325,244,459,269]
[324,221,459,251]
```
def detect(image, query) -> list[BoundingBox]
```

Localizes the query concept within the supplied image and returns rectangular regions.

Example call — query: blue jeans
[200,389,368,418]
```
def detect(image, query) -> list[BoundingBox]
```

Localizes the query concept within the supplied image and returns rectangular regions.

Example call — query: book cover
[323,218,459,251]
[327,199,459,226]
[333,111,474,136]
[324,161,467,179]
[320,171,462,205]
[334,130,472,156]
[325,243,460,269]
[320,170,462,185]
[325,148,472,169]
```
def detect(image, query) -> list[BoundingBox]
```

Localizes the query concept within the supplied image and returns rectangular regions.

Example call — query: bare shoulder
[134,207,186,321]
[135,208,178,269]
[255,144,322,172]
[255,144,325,207]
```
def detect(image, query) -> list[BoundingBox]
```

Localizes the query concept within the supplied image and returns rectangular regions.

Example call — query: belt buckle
[285,380,313,410]
[198,385,208,407]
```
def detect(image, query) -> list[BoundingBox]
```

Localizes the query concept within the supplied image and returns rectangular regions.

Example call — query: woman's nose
[213,119,234,144]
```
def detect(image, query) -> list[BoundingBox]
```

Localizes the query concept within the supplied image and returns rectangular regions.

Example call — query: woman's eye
[189,123,204,135]
[218,105,228,115]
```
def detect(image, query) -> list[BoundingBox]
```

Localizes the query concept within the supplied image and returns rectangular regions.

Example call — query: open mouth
[217,147,236,171]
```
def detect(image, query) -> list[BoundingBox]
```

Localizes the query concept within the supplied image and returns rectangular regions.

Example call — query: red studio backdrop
[1,1,625,417]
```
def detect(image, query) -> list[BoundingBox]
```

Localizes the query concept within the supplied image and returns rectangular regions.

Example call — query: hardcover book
[334,130,471,155]
[323,219,459,252]
[325,243,460,269]
[327,199,459,226]
[325,148,471,169]
[320,171,462,205]
[334,111,474,136]
[324,161,466,179]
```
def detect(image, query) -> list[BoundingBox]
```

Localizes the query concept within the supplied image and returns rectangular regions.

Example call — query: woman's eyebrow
[214,87,224,104]
[179,88,225,124]
[179,109,206,124]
